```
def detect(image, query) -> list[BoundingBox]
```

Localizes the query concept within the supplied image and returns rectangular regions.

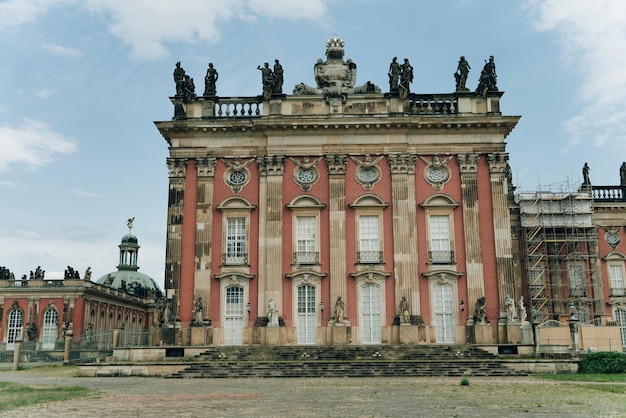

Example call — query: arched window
[41,309,59,350]
[6,306,23,350]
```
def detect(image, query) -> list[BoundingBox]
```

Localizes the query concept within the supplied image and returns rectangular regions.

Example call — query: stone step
[168,346,525,378]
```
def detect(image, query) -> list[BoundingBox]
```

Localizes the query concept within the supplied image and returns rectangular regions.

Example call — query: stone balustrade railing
[214,97,263,117]
[591,186,625,202]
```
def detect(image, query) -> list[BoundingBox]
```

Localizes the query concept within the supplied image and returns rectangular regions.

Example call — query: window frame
[349,194,388,265]
[604,252,626,297]
[217,197,256,266]
[287,195,326,266]
[420,194,459,266]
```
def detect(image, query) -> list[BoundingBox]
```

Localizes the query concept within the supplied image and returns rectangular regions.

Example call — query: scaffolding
[518,185,604,324]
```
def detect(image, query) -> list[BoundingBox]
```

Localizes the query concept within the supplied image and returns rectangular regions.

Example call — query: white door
[6,309,23,351]
[297,285,316,344]
[434,283,455,343]
[361,284,382,344]
[224,286,244,345]
[42,309,59,350]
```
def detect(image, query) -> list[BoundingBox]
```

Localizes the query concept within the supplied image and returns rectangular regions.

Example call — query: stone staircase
[168,345,527,378]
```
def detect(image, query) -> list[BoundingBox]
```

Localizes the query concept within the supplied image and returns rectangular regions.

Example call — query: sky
[1,0,625,289]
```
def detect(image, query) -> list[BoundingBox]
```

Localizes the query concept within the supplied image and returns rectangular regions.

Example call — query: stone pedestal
[266,326,280,346]
[399,324,414,344]
[506,323,522,344]
[520,322,533,345]
[331,324,348,346]
[13,340,22,370]
[190,326,212,346]
[472,323,494,344]
[150,327,175,346]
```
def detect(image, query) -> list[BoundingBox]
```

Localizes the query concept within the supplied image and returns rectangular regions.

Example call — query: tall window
[361,284,382,344]
[226,217,247,264]
[358,215,381,263]
[429,215,452,263]
[224,286,244,345]
[296,216,317,263]
[349,195,388,264]
[297,285,316,345]
[433,283,454,343]
[42,309,59,350]
[6,308,23,350]
[609,263,626,296]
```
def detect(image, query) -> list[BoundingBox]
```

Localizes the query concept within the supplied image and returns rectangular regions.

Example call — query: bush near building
[578,352,626,374]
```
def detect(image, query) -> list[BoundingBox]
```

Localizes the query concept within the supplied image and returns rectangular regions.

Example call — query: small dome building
[96,218,163,298]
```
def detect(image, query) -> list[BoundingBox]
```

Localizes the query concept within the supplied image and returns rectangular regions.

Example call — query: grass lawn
[0,381,94,413]
[536,373,626,394]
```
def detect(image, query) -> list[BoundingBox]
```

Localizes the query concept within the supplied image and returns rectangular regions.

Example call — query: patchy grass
[537,374,626,383]
[0,381,94,413]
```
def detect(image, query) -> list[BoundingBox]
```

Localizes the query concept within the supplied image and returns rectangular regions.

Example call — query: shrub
[460,378,470,386]
[578,352,626,374]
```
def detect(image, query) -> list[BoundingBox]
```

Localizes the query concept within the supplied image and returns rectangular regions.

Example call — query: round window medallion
[358,167,378,183]
[297,169,317,184]
[606,233,621,247]
[229,170,247,185]
[427,167,447,183]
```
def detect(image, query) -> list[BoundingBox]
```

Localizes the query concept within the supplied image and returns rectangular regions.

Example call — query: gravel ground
[0,366,624,417]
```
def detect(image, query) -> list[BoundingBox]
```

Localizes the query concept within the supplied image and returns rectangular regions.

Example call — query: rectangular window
[295,216,317,263]
[609,264,626,296]
[358,215,381,263]
[225,217,246,264]
[429,215,453,263]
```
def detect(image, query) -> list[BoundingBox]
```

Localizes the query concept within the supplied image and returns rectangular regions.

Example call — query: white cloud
[0,118,77,171]
[2,0,328,59]
[83,0,327,58]
[525,0,626,150]
[248,0,326,19]
[0,0,72,30]
[42,43,82,57]
[0,180,17,188]
[74,189,101,198]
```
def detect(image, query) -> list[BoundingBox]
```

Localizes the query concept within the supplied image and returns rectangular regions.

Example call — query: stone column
[388,154,420,314]
[326,155,348,318]
[180,159,198,327]
[194,158,216,322]
[257,156,286,317]
[457,153,485,323]
[487,153,516,322]
[165,158,187,322]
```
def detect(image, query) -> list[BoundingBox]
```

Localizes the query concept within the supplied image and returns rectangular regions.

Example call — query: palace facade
[156,37,529,347]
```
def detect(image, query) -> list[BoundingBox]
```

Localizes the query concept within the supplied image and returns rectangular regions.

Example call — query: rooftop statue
[388,57,400,93]
[293,35,381,103]
[273,59,284,94]
[204,63,218,96]
[454,56,471,92]
[173,62,186,97]
[476,55,498,96]
[258,62,274,100]
[398,58,413,99]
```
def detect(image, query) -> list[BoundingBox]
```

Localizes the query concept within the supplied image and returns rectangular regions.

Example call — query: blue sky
[1,0,625,288]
